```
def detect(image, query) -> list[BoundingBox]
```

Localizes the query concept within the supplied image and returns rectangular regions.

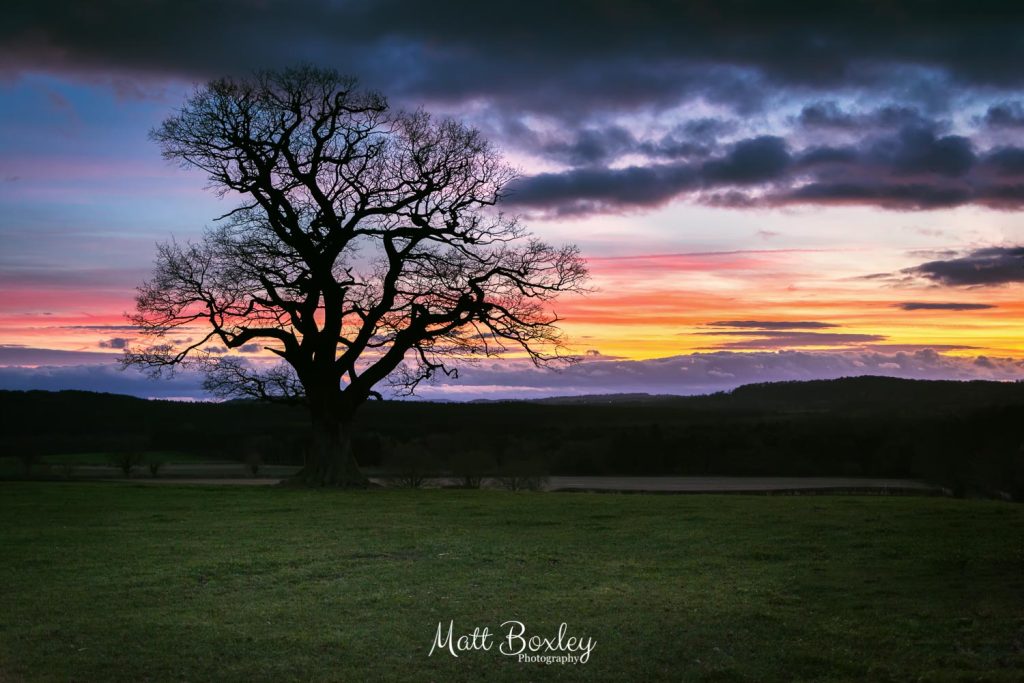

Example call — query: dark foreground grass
[0,484,1022,682]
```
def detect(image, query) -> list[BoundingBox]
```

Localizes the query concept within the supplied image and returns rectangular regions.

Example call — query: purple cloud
[897,302,995,311]
[904,246,1024,286]
[705,320,839,330]
[98,337,129,349]
[0,345,118,366]
[4,350,1023,402]
[412,350,1024,400]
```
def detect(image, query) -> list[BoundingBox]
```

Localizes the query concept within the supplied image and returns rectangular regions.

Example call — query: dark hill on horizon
[477,375,1024,413]
[2,376,1022,498]
[3,374,1023,413]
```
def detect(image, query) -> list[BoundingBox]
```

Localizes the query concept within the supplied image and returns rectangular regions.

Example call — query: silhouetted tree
[124,66,587,486]
[112,450,142,478]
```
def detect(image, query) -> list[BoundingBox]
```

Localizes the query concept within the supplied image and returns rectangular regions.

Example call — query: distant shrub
[19,451,40,477]
[386,441,433,488]
[58,461,77,480]
[449,449,496,489]
[497,456,549,492]
[148,460,163,478]
[245,452,262,477]
[111,451,142,477]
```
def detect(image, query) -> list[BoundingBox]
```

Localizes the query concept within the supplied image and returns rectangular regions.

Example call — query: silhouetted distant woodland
[1,376,1022,499]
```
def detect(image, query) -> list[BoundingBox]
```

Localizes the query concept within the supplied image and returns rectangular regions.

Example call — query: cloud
[511,121,718,168]
[98,337,128,349]
[5,350,1023,402]
[411,349,1024,399]
[506,162,700,216]
[904,246,1024,286]
[60,325,139,331]
[868,126,974,177]
[702,136,791,183]
[7,1,1024,113]
[700,332,888,350]
[796,102,930,131]
[857,343,979,352]
[506,135,794,215]
[0,345,118,366]
[505,123,1024,215]
[980,102,1024,128]
[696,323,889,350]
[897,302,996,311]
[0,363,207,399]
[8,5,1024,216]
[705,320,839,330]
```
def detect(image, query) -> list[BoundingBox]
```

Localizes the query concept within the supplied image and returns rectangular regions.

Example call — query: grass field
[0,484,1022,681]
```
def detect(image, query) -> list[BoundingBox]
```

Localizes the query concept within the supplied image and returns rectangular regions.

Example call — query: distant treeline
[1,376,1023,499]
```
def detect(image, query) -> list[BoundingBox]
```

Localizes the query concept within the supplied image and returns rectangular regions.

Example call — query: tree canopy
[124,66,588,485]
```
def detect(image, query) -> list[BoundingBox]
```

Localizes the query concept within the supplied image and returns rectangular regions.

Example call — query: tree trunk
[295,410,368,487]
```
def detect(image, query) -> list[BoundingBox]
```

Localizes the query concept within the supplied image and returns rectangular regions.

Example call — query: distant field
[39,451,231,465]
[0,484,1022,681]
[0,452,297,480]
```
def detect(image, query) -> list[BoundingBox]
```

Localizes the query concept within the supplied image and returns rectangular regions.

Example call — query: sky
[2,0,1024,400]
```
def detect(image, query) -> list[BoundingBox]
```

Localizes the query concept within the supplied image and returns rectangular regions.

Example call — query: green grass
[0,484,1022,681]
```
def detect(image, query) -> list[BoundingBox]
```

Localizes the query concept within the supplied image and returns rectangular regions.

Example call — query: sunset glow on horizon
[3,4,1024,399]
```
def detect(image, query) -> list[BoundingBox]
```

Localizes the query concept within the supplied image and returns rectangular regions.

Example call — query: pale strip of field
[544,476,938,493]
[108,475,940,493]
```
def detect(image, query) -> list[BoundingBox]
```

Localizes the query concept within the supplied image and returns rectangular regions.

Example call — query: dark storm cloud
[525,124,714,168]
[903,246,1024,286]
[8,2,1024,215]
[508,136,793,213]
[538,126,639,167]
[507,123,1024,214]
[796,102,931,130]
[897,302,996,311]
[6,1,1024,111]
[703,137,791,183]
[507,163,700,215]
[980,102,1024,128]
[775,182,976,210]
[869,126,974,177]
[985,148,1024,176]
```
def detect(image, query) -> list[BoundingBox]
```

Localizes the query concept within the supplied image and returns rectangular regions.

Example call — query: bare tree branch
[123,65,588,485]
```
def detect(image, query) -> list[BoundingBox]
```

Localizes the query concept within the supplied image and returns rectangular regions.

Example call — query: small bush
[449,449,496,489]
[58,462,77,480]
[497,457,549,492]
[111,451,142,477]
[148,460,163,478]
[386,441,433,488]
[18,452,40,477]
[245,452,262,477]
